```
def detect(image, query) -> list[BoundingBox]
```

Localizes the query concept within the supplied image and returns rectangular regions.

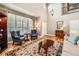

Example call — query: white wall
[70,20,79,35]
[38,15,47,36]
[47,3,79,35]
[37,4,48,36]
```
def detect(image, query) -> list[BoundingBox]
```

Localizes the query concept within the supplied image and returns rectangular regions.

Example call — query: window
[7,13,16,31]
[16,15,22,31]
[7,13,33,33]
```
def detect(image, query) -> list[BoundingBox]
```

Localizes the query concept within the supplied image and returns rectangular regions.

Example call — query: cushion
[68,35,79,44]
[20,31,25,35]
[20,37,24,40]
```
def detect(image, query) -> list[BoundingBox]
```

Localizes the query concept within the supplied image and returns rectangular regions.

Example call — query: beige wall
[47,3,79,35]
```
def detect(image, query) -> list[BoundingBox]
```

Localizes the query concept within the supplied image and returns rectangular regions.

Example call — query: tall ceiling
[12,3,46,16]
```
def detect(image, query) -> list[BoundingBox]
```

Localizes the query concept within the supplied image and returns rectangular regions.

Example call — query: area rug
[4,38,63,56]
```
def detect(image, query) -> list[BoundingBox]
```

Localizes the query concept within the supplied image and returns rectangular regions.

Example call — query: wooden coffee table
[38,35,64,56]
[38,39,54,56]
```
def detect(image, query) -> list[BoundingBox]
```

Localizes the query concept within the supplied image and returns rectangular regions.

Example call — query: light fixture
[50,9,54,16]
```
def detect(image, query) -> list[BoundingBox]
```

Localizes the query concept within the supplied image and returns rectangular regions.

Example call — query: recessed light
[1,29,3,31]
[0,19,1,22]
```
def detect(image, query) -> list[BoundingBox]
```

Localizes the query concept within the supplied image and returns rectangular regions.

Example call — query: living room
[0,3,79,56]
[0,3,51,56]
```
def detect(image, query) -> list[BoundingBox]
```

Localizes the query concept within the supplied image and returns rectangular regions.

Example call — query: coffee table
[38,39,54,56]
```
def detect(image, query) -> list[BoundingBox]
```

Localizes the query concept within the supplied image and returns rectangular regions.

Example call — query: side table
[24,33,29,41]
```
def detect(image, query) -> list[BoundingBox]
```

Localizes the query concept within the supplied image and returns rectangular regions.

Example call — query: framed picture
[62,3,79,14]
[68,3,79,11]
[57,21,63,29]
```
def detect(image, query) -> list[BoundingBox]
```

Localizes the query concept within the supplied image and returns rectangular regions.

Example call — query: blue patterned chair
[30,29,38,40]
[10,31,25,45]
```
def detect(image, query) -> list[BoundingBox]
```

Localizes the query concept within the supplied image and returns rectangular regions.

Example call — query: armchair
[30,29,38,40]
[10,31,25,45]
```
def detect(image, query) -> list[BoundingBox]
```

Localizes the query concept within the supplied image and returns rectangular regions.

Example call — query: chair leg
[31,36,33,40]
[20,42,22,45]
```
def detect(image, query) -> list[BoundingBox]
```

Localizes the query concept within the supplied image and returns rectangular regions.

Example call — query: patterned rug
[3,38,63,56]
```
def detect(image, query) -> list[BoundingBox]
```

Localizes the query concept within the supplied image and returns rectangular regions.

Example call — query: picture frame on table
[57,21,64,29]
